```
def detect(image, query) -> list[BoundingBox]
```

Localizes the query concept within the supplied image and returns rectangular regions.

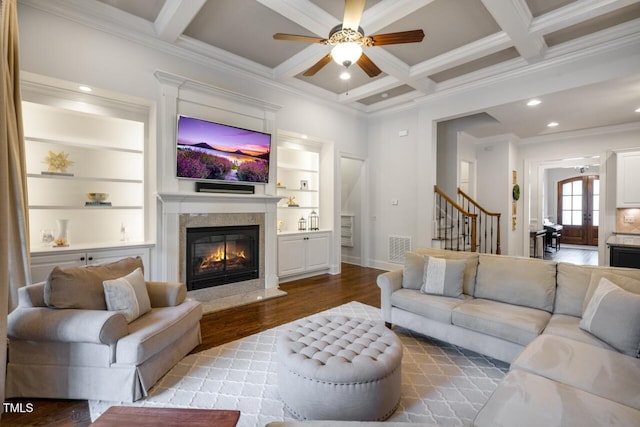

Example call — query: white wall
[367,108,424,269]
[476,137,513,254]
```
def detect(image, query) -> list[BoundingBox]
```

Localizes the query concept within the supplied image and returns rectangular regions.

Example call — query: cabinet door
[306,233,330,272]
[617,152,640,207]
[278,235,306,276]
[30,252,86,283]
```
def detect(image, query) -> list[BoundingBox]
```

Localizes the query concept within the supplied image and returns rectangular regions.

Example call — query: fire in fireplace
[186,225,259,291]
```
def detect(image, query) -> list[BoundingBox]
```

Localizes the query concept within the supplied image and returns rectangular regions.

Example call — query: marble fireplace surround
[157,192,285,313]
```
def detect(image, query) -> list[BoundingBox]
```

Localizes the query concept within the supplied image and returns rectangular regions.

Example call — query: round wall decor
[512,184,521,201]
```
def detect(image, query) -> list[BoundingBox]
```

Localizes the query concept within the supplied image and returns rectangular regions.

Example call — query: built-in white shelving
[23,98,147,248]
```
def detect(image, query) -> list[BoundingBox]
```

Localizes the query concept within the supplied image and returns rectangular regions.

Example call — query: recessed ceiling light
[339,72,351,80]
[78,85,92,92]
[527,99,541,106]
[547,122,559,127]
[381,92,389,98]
[635,107,640,113]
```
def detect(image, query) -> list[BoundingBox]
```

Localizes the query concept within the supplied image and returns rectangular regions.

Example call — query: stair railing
[457,187,501,255]
[433,186,477,252]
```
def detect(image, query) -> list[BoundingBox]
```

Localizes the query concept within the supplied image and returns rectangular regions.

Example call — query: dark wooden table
[91,406,241,427]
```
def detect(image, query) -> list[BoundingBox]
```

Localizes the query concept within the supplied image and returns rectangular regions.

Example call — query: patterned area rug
[89,302,509,426]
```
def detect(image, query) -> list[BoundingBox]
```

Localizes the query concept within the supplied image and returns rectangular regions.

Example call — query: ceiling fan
[273,0,424,77]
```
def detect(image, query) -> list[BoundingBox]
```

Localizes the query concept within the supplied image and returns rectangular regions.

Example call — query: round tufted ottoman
[276,315,403,421]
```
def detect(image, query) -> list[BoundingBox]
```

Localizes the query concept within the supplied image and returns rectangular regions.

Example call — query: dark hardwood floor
[543,244,598,265]
[1,263,383,426]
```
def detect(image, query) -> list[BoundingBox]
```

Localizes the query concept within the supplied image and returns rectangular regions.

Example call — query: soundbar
[196,182,255,195]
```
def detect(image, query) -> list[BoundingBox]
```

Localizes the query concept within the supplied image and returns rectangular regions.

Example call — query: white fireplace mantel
[156,192,283,289]
[157,192,282,213]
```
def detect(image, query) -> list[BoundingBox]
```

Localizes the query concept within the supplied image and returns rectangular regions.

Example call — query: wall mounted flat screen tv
[176,115,271,184]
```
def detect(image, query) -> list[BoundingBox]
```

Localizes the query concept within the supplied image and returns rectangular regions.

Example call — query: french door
[557,176,599,246]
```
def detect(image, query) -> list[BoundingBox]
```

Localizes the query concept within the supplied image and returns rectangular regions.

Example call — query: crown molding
[530,0,639,35]
[154,70,282,113]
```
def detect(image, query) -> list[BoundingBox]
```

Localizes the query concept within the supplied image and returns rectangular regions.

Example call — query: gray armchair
[6,260,202,402]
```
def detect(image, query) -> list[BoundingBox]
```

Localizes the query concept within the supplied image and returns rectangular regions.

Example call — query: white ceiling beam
[362,0,437,35]
[481,0,546,62]
[272,44,331,80]
[411,32,513,78]
[154,0,207,42]
[364,48,433,93]
[530,0,639,35]
[255,0,338,37]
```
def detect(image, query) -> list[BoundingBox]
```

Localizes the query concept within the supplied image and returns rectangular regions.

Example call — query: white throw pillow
[580,277,640,358]
[420,256,465,298]
[103,267,151,323]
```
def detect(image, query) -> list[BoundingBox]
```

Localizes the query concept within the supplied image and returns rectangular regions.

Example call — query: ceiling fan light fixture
[331,42,362,68]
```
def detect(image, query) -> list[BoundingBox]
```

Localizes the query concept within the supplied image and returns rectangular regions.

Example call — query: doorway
[459,160,475,197]
[340,156,366,266]
[557,175,599,246]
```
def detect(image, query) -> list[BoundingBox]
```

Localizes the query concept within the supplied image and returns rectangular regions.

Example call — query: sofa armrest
[377,269,403,322]
[17,282,47,308]
[145,281,187,307]
[7,307,128,345]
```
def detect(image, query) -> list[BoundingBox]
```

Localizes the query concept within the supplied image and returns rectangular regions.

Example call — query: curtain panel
[1,0,31,416]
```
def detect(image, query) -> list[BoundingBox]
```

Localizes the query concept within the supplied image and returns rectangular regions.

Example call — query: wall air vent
[388,235,412,264]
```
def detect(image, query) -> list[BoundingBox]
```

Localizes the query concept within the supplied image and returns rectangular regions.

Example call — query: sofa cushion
[511,335,640,410]
[555,262,594,317]
[542,314,614,351]
[103,268,151,323]
[415,248,479,295]
[474,369,640,427]
[452,299,550,346]
[45,257,143,310]
[474,254,556,312]
[116,300,202,365]
[391,288,469,324]
[401,251,425,290]
[580,277,640,357]
[420,256,465,298]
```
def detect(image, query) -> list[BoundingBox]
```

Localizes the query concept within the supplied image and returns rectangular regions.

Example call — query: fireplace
[186,225,259,291]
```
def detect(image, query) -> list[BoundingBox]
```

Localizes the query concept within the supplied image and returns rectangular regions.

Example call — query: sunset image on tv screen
[176,116,271,183]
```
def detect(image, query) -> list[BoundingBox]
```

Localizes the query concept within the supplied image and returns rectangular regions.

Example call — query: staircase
[433,186,501,254]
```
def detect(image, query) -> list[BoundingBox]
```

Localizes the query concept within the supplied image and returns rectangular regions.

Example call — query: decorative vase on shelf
[55,219,70,247]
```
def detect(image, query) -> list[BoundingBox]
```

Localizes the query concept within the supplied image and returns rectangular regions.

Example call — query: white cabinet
[30,245,152,283]
[617,151,640,207]
[278,232,330,279]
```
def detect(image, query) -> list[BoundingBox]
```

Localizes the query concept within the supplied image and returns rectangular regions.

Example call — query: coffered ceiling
[19,0,640,138]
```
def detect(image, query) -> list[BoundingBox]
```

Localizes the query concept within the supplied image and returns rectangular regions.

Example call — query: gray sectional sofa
[377,247,640,427]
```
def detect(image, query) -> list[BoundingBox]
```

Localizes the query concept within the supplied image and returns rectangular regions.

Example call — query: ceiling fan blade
[357,53,382,77]
[370,29,425,46]
[303,54,333,76]
[342,0,366,31]
[273,33,326,44]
